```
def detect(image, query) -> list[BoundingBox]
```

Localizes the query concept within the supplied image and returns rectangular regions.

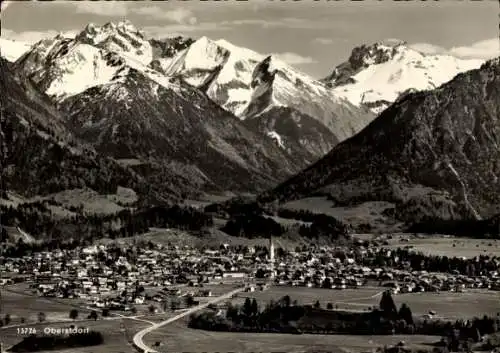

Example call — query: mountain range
[323,38,484,114]
[1,21,497,227]
[8,22,307,195]
[260,58,500,228]
[0,56,171,203]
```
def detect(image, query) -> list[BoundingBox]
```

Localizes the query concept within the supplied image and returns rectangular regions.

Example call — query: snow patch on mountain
[45,44,120,98]
[267,131,285,149]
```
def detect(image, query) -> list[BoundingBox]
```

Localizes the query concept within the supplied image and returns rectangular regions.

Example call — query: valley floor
[144,319,439,353]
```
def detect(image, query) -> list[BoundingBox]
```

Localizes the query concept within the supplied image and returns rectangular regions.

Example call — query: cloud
[143,22,231,38]
[449,38,499,60]
[2,28,77,44]
[68,1,129,16]
[408,42,446,55]
[220,18,331,30]
[133,7,197,25]
[272,52,317,65]
[313,38,334,45]
[409,38,499,60]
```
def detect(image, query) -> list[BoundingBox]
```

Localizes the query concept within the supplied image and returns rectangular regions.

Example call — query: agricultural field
[98,227,306,249]
[233,286,384,309]
[0,317,148,353]
[339,290,500,320]
[196,282,242,296]
[144,319,439,353]
[282,197,405,233]
[379,234,500,258]
[232,286,500,320]
[1,187,137,219]
[0,284,92,325]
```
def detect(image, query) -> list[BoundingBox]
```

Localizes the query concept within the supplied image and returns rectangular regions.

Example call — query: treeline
[221,215,285,238]
[220,208,351,241]
[9,331,103,352]
[277,208,326,222]
[297,215,351,241]
[189,291,500,342]
[1,203,212,257]
[408,215,500,239]
[134,205,213,231]
[1,107,157,199]
[205,197,265,218]
[276,208,352,241]
[189,296,304,333]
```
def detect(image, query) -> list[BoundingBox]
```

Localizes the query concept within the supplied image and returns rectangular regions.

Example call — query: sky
[1,0,499,78]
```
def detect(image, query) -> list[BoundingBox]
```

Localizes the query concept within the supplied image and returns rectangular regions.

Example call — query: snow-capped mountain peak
[75,20,152,65]
[77,20,145,43]
[154,33,374,146]
[324,39,485,113]
[15,21,374,165]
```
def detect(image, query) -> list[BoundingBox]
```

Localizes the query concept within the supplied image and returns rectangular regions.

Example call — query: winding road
[132,287,245,353]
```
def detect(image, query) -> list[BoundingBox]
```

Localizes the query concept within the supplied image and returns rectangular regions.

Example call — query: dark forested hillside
[0,58,174,202]
[59,67,301,194]
[260,58,500,224]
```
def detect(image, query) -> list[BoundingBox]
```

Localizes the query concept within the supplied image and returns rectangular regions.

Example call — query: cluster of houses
[0,243,255,311]
[1,240,499,313]
[261,244,500,293]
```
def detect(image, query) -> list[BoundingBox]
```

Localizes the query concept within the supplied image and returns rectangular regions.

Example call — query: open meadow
[379,234,500,258]
[232,286,384,308]
[144,319,439,353]
[1,284,92,324]
[282,197,405,233]
[232,286,499,320]
[97,227,308,250]
[0,317,148,353]
[339,290,500,320]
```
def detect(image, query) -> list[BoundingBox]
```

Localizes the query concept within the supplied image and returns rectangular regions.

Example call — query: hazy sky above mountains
[2,0,498,78]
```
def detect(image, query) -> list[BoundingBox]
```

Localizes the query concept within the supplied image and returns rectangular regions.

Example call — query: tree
[69,309,79,320]
[314,300,321,309]
[251,298,259,316]
[327,303,334,310]
[38,312,46,323]
[398,303,414,325]
[171,300,179,311]
[88,310,98,321]
[243,298,253,317]
[148,305,156,314]
[4,314,11,326]
[379,291,397,317]
[102,309,110,317]
[255,268,267,279]
[226,303,239,321]
[186,295,195,307]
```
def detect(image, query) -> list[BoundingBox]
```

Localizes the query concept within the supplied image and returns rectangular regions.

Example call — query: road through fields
[132,287,245,353]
